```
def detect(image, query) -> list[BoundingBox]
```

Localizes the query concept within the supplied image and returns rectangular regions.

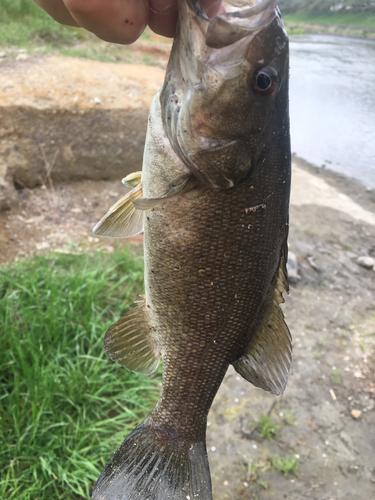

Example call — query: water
[289,34,375,188]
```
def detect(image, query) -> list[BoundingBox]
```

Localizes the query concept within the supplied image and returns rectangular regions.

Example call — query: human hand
[33,0,220,45]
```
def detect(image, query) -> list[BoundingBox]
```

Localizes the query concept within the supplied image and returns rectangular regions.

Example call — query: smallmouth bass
[92,0,291,498]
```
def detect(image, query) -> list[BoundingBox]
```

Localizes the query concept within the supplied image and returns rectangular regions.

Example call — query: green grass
[253,413,278,440]
[279,410,298,427]
[283,12,375,28]
[0,0,84,48]
[332,368,341,385]
[272,454,299,475]
[0,248,161,500]
[0,0,163,63]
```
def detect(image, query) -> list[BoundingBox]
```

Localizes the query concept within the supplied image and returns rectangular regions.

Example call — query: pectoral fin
[93,182,144,238]
[122,171,143,188]
[103,298,160,375]
[132,176,192,210]
[232,243,291,395]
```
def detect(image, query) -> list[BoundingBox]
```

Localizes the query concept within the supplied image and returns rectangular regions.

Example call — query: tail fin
[92,419,212,500]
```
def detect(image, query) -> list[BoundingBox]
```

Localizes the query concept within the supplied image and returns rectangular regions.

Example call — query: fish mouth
[187,0,278,48]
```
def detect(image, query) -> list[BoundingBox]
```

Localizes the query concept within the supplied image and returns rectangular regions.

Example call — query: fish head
[161,0,290,189]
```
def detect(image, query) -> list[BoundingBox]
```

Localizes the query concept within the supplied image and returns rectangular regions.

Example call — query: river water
[289,34,375,188]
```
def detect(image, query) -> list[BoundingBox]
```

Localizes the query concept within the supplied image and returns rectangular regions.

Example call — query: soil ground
[1,53,374,499]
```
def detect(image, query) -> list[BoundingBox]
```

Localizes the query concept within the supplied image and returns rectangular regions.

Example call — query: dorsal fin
[103,298,161,375]
[232,242,292,395]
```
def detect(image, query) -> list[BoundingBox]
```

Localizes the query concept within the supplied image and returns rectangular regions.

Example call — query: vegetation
[0,0,83,48]
[272,454,299,475]
[1,0,374,56]
[279,410,298,427]
[282,11,375,28]
[332,367,341,385]
[253,413,278,440]
[0,248,160,500]
[0,0,165,64]
[279,0,375,14]
[280,0,375,32]
[239,453,299,494]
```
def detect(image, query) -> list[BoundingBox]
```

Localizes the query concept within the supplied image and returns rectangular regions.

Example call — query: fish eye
[253,67,278,96]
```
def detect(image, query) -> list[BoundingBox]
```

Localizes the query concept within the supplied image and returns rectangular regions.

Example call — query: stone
[351,409,361,419]
[357,256,375,269]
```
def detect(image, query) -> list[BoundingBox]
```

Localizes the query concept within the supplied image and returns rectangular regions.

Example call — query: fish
[92,0,291,499]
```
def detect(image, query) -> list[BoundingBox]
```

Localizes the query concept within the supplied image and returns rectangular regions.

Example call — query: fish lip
[189,0,277,21]
[187,0,278,48]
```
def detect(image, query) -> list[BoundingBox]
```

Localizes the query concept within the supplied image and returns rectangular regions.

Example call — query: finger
[148,0,178,38]
[33,0,79,26]
[63,0,149,44]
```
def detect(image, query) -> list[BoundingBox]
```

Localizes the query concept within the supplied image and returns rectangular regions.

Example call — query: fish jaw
[197,0,279,49]
[161,0,289,189]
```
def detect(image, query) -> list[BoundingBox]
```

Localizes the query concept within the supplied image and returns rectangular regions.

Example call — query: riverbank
[1,4,375,62]
[283,12,375,39]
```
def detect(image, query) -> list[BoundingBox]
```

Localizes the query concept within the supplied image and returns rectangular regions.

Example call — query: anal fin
[232,243,292,395]
[103,298,160,375]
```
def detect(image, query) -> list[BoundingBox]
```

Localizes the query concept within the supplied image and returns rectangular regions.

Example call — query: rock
[36,241,51,250]
[357,256,375,269]
[351,409,361,419]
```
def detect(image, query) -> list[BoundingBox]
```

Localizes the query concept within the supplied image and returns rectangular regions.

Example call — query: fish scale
[92,0,291,498]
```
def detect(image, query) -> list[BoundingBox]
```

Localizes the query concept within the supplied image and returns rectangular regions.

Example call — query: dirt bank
[1,53,374,500]
[0,56,165,211]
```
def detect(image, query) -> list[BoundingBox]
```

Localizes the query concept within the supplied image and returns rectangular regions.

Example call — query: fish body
[92,1,291,499]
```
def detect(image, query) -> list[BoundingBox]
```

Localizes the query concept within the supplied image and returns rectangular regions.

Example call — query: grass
[253,413,278,440]
[0,0,166,64]
[279,410,298,427]
[245,460,270,487]
[332,368,341,385]
[2,1,374,58]
[239,453,299,494]
[0,248,161,500]
[283,11,375,28]
[0,0,84,48]
[272,454,299,475]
